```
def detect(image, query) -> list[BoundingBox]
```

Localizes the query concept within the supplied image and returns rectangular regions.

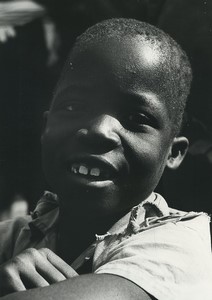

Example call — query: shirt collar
[95,192,170,240]
[29,191,170,238]
[29,191,59,236]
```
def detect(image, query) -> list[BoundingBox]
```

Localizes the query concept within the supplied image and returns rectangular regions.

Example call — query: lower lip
[67,171,115,188]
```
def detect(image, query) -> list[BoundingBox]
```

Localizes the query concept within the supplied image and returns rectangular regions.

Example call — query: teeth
[71,165,78,174]
[71,163,102,178]
[79,165,89,175]
[90,168,100,177]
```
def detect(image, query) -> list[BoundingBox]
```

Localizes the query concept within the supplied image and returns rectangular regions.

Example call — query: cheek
[43,117,75,149]
[124,134,169,179]
[41,122,67,172]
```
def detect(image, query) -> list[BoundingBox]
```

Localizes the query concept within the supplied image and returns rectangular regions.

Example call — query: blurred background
[0,0,211,220]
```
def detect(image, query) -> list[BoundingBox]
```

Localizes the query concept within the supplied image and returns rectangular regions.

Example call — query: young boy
[0,18,212,300]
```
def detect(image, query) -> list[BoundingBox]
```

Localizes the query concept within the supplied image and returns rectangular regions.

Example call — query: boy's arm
[1,273,154,300]
[0,247,154,300]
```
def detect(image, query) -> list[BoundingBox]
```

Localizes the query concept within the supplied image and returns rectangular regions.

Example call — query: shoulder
[0,216,31,264]
[93,195,212,299]
[0,191,59,265]
[0,216,31,241]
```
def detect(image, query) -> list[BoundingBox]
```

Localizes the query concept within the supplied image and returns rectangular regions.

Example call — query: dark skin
[0,36,188,299]
[43,37,188,264]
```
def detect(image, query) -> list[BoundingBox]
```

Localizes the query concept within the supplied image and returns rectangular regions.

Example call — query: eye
[66,104,74,111]
[122,110,158,132]
[127,112,153,126]
[65,102,86,113]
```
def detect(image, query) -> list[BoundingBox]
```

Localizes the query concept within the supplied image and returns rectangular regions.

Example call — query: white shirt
[0,191,211,300]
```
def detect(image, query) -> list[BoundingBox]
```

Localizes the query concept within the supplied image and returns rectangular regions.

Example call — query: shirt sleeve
[93,214,212,300]
[0,216,31,265]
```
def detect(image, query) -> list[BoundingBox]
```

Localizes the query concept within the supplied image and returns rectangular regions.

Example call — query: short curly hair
[60,18,192,135]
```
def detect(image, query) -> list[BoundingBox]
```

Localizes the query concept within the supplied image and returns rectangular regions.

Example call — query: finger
[12,250,63,286]
[9,249,65,285]
[1,271,26,296]
[20,266,49,289]
[39,248,78,278]
[35,259,67,283]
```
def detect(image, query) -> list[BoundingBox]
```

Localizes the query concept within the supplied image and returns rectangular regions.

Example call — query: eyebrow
[53,85,165,117]
[52,84,96,109]
[54,84,92,99]
[118,90,162,111]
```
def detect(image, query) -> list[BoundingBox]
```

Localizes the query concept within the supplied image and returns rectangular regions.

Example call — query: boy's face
[42,37,184,216]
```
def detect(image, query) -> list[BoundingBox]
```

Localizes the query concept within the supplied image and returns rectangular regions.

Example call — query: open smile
[67,156,118,182]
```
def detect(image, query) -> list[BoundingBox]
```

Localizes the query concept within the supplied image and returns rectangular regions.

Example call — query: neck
[58,204,125,235]
[56,203,127,264]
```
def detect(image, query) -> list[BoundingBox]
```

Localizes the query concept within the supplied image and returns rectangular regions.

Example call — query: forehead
[59,37,166,83]
[54,37,171,118]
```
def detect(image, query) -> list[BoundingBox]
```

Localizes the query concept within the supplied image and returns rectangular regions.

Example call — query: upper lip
[66,155,119,177]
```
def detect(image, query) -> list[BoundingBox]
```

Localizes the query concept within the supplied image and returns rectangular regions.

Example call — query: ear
[166,136,189,170]
[41,111,49,144]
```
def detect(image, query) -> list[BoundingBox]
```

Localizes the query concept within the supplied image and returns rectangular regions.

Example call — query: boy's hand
[0,248,78,297]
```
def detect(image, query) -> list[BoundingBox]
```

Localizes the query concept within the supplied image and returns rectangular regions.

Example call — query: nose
[76,114,121,153]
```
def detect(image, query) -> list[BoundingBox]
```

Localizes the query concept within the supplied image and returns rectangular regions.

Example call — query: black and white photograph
[0,1,212,299]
